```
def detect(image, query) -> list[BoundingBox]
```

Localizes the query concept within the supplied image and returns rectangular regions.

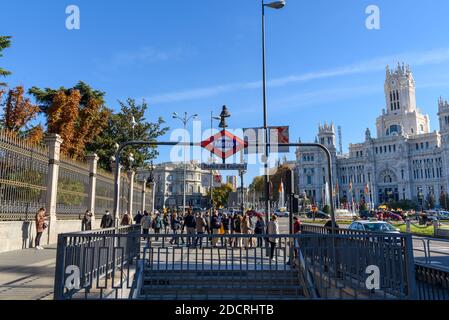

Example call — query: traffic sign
[201,130,248,160]
[201,163,247,171]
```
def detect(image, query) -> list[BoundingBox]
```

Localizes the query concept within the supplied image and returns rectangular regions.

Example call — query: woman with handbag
[35,207,47,250]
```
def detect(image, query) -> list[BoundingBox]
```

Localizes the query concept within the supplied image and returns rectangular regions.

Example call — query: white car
[274,210,289,217]
[348,221,400,234]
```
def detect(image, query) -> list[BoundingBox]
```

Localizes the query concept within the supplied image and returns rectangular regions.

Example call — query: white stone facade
[138,161,220,210]
[295,64,449,208]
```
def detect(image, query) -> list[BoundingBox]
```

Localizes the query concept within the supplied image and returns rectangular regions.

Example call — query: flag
[278,181,284,193]
[365,183,370,195]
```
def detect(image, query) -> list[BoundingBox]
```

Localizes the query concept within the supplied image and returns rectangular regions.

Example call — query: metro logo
[201,130,247,160]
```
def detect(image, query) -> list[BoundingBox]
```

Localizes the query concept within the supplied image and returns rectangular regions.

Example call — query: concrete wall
[0,219,102,253]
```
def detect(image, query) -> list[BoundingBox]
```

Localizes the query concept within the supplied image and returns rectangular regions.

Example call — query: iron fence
[0,129,48,221]
[95,169,115,218]
[415,263,449,300]
[56,153,90,220]
[54,229,417,300]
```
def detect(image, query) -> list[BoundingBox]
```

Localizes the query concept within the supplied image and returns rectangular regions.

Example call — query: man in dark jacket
[134,211,143,225]
[183,211,197,246]
[100,210,114,229]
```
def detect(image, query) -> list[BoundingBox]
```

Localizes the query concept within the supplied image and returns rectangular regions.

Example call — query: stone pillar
[128,170,135,218]
[44,134,63,244]
[86,153,99,225]
[141,178,146,213]
[406,219,411,233]
[149,181,156,213]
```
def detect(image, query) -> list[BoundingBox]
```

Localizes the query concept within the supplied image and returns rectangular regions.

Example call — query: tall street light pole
[173,112,198,217]
[210,112,221,213]
[262,0,285,225]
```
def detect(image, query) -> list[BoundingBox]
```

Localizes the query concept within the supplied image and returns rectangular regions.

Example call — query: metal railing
[415,263,449,300]
[53,228,417,300]
[54,225,141,300]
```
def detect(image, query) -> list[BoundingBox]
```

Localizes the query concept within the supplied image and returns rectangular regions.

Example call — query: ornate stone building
[295,63,449,208]
[138,161,220,210]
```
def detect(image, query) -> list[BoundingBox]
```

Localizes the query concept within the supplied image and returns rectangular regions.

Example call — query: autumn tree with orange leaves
[0,86,43,144]
[29,82,111,160]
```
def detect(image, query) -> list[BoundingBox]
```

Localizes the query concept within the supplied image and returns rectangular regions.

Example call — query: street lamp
[261,0,285,223]
[209,112,221,213]
[147,161,156,213]
[173,112,198,217]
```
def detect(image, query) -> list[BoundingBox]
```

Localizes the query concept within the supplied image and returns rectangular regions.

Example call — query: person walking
[183,210,197,246]
[35,207,47,250]
[169,213,184,245]
[233,215,243,247]
[81,210,92,231]
[195,213,207,247]
[141,211,151,236]
[100,210,114,229]
[222,214,231,246]
[210,211,222,247]
[134,210,143,225]
[121,211,131,226]
[267,215,280,261]
[254,215,266,247]
[163,213,170,234]
[152,213,163,240]
[241,215,251,248]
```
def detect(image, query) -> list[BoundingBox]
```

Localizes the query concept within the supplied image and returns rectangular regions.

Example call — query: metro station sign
[201,130,248,160]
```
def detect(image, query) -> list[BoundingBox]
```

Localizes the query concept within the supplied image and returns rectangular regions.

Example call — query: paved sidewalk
[0,245,56,300]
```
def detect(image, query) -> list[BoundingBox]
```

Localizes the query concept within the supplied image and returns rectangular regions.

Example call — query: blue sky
[2,0,449,185]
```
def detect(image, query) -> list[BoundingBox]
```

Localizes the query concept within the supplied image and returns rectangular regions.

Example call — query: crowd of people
[35,207,302,261]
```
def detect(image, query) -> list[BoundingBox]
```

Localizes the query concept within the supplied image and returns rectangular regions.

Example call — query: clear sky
[2,0,449,185]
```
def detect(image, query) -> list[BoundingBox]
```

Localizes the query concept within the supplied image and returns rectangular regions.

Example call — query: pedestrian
[163,213,170,234]
[233,215,243,247]
[100,210,114,229]
[141,211,151,236]
[210,210,222,247]
[169,213,184,245]
[195,213,207,247]
[292,216,302,261]
[121,211,131,226]
[254,215,266,247]
[81,210,92,231]
[222,214,231,245]
[267,215,280,261]
[152,213,163,240]
[183,210,197,246]
[324,219,339,234]
[134,210,143,225]
[241,215,251,248]
[35,207,47,250]
[204,212,211,234]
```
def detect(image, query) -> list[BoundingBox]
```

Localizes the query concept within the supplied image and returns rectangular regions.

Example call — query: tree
[207,183,234,208]
[87,98,169,170]
[29,82,111,159]
[0,86,41,141]
[0,36,11,86]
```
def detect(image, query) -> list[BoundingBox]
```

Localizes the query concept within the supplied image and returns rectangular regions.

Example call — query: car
[274,210,289,217]
[378,211,403,221]
[348,221,400,234]
[306,211,330,219]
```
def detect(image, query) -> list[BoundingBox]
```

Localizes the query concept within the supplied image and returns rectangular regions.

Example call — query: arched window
[387,124,401,136]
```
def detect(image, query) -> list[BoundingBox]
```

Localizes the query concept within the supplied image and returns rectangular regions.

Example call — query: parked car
[306,211,330,219]
[246,210,262,218]
[380,211,403,221]
[348,221,400,234]
[274,210,289,217]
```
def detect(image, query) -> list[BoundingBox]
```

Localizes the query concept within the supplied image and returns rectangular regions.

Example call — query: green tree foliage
[207,183,234,208]
[0,36,12,86]
[87,98,169,170]
[249,176,265,194]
